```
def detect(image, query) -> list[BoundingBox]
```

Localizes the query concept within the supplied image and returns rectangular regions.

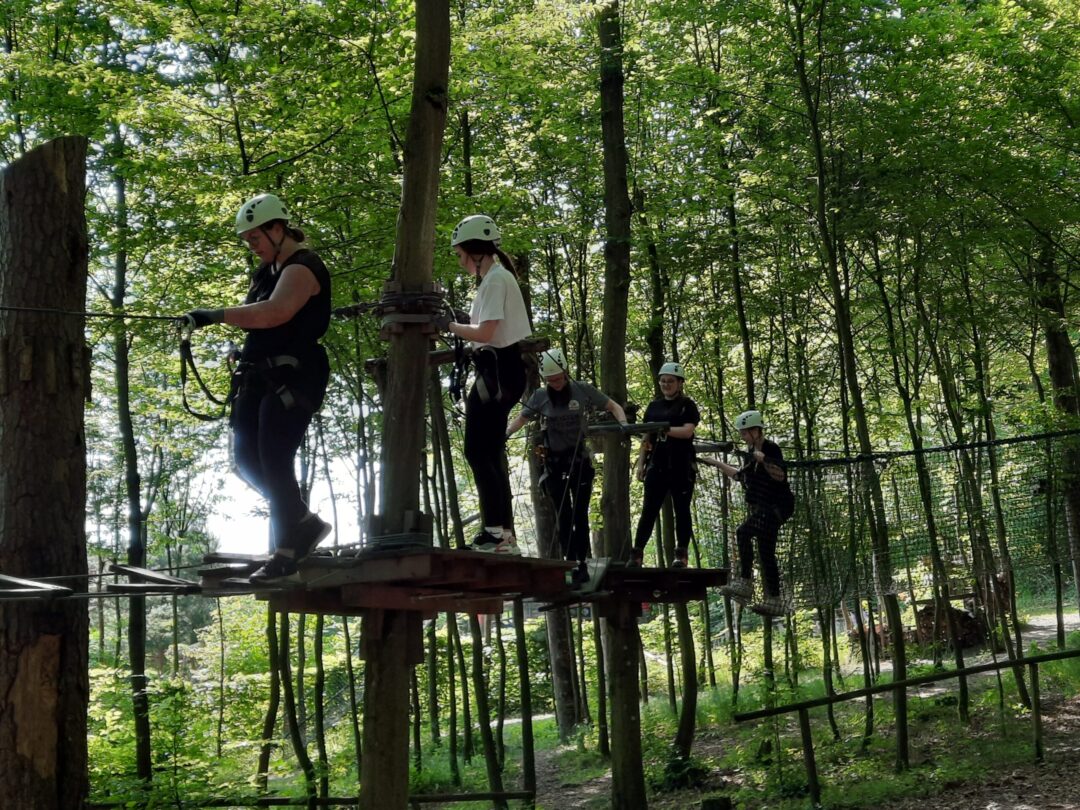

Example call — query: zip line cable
[0,304,179,322]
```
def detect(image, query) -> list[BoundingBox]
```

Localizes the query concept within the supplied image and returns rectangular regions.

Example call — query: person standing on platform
[437,215,531,553]
[179,193,332,583]
[713,409,795,616]
[630,361,700,568]
[506,348,628,584]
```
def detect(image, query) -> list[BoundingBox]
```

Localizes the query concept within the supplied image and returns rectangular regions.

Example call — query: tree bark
[597,3,647,807]
[360,2,449,808]
[0,136,90,809]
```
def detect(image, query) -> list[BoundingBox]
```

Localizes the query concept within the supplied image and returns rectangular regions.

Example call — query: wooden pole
[358,2,450,809]
[0,136,90,808]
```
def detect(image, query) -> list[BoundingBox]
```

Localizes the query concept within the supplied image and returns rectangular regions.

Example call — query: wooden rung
[106,583,201,595]
[0,573,73,594]
[107,564,198,588]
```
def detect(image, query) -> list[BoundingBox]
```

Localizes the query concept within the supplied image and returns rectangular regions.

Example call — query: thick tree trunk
[360,3,449,808]
[0,136,90,809]
[597,3,647,808]
[1032,237,1080,611]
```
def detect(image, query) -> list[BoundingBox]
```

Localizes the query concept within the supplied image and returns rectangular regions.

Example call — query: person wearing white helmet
[713,409,794,616]
[506,349,627,583]
[437,214,531,553]
[179,193,332,583]
[630,360,700,568]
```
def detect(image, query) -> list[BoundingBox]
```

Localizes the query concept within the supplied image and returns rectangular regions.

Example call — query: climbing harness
[448,336,469,403]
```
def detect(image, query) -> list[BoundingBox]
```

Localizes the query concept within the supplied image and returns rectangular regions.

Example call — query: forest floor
[526,612,1080,810]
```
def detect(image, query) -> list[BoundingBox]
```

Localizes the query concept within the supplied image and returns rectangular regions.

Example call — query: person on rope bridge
[629,361,700,569]
[505,348,628,584]
[713,409,795,616]
[435,215,531,554]
[179,193,332,583]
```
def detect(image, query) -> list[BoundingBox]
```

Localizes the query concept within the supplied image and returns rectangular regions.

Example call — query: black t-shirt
[737,438,795,512]
[241,248,331,364]
[644,396,700,470]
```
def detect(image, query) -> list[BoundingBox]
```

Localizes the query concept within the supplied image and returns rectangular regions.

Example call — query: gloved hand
[432,310,453,331]
[178,308,225,330]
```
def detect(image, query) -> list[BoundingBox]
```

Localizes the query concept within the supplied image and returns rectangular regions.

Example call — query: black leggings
[736,506,790,597]
[543,459,595,563]
[231,378,317,553]
[634,464,695,552]
[463,346,525,530]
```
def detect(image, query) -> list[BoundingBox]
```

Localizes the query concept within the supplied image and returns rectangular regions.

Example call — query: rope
[0,304,178,322]
[178,330,233,422]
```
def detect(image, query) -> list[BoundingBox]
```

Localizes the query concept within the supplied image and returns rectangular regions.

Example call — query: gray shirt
[523,380,610,457]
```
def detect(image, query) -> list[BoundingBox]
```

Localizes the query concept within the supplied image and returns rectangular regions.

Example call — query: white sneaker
[720,576,753,603]
[494,533,520,555]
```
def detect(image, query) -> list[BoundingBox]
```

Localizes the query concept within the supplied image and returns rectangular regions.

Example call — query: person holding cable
[179,193,332,583]
[435,214,531,553]
[630,361,700,569]
[712,409,795,616]
[506,348,628,584]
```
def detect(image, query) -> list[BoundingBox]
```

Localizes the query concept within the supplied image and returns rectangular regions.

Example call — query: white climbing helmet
[735,410,764,431]
[235,193,290,235]
[539,348,569,378]
[658,361,684,380]
[451,214,501,247]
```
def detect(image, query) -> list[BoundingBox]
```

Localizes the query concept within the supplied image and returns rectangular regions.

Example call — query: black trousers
[463,346,525,530]
[634,463,695,552]
[543,457,595,563]
[231,356,327,553]
[736,505,791,597]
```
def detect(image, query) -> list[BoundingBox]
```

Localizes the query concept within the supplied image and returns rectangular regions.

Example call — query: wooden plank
[107,563,198,588]
[202,551,268,564]
[302,551,437,586]
[0,573,72,594]
[340,583,505,615]
[106,583,201,595]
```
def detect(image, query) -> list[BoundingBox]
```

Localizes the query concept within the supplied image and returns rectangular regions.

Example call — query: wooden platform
[542,559,728,618]
[2,550,727,618]
[199,547,576,616]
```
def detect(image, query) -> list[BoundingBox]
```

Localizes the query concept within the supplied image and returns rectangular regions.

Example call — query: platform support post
[357,2,449,808]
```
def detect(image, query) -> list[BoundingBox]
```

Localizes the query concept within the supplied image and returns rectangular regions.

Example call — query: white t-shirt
[469,262,532,348]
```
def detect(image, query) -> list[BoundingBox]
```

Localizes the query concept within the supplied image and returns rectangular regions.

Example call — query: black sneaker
[291,513,332,560]
[249,553,300,584]
[672,548,689,569]
[571,563,590,585]
[468,531,502,552]
[627,548,644,568]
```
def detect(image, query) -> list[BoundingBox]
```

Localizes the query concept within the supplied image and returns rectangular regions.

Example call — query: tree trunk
[360,2,449,808]
[597,3,646,807]
[0,135,89,810]
[1031,236,1080,611]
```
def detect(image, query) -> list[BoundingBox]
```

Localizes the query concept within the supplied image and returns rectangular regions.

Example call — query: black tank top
[240,248,331,364]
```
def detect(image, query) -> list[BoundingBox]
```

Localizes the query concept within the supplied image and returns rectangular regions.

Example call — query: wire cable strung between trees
[0,304,179,322]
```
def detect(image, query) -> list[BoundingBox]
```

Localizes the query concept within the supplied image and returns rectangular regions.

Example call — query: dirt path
[528,612,1080,810]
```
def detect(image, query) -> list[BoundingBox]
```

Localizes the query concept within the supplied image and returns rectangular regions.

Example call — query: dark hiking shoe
[291,513,332,560]
[627,548,645,568]
[249,553,300,584]
[672,548,689,569]
[570,563,590,585]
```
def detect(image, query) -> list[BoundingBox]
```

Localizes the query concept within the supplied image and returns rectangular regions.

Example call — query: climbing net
[693,431,1080,610]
